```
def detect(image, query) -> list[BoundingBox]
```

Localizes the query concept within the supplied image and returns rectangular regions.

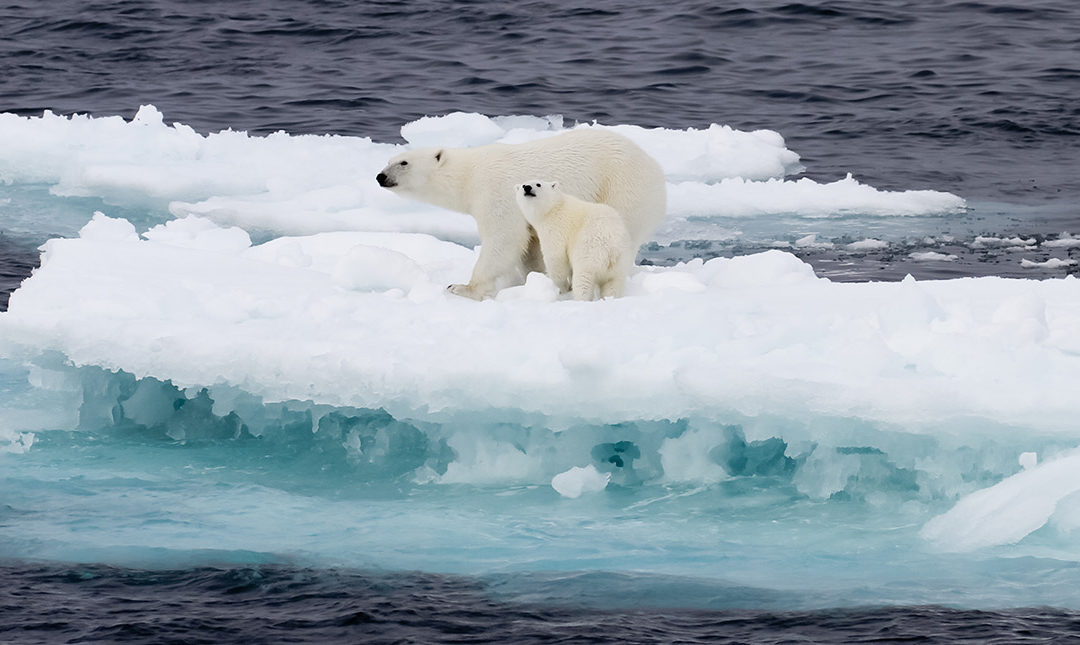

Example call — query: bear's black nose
[376,172,389,186]
[522,184,534,196]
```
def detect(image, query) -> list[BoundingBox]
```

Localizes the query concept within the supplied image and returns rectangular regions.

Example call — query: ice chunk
[551,465,611,498]
[495,271,560,303]
[401,112,509,148]
[795,234,834,249]
[971,236,1037,249]
[909,251,958,262]
[142,216,251,253]
[1019,452,1038,470]
[0,429,34,454]
[847,239,889,251]
[78,212,140,243]
[666,174,965,220]
[1021,258,1077,269]
[921,450,1080,552]
[697,249,819,287]
[603,122,802,182]
[1044,233,1080,249]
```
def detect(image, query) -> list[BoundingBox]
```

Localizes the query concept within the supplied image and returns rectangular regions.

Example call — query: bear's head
[514,180,562,224]
[375,147,446,196]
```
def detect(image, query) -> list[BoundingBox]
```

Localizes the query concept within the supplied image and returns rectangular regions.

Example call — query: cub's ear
[434,150,444,163]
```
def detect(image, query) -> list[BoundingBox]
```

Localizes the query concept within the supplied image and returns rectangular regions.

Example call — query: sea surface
[2,0,1080,642]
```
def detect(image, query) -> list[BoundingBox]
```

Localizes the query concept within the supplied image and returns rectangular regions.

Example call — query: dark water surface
[3,563,1080,644]
[0,237,36,310]
[2,0,1078,203]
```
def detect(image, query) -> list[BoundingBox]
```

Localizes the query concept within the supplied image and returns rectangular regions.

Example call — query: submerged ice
[2,106,1080,609]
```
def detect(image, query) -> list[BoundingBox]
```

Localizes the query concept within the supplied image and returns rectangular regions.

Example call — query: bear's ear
[550,181,559,190]
[434,150,444,164]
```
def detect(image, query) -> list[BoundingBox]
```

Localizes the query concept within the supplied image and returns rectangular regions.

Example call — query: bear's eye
[400,161,408,166]
[535,183,541,187]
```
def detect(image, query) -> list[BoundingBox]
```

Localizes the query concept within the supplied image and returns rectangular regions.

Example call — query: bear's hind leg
[598,275,625,299]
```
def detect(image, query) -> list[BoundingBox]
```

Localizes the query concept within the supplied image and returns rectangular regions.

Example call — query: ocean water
[2,0,1080,642]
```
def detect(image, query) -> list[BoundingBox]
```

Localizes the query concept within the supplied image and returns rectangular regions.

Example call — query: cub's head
[515,180,562,223]
[375,147,446,196]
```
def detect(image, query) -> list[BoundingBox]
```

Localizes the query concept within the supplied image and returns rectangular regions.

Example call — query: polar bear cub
[515,180,635,301]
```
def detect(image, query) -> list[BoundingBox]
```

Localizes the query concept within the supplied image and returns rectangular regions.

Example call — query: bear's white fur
[375,129,665,300]
[515,180,635,301]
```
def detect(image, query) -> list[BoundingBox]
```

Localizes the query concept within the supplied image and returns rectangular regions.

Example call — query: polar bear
[515,180,635,301]
[375,128,665,299]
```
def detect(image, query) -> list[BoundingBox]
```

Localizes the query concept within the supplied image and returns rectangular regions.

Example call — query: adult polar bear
[375,128,666,300]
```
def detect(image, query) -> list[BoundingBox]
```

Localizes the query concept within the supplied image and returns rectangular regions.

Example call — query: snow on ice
[1,106,1079,568]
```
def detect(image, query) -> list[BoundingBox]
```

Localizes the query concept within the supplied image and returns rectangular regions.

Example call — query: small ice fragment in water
[1020,258,1077,269]
[794,234,834,249]
[1044,232,1080,249]
[909,251,958,262]
[551,465,610,499]
[846,239,888,251]
[1019,452,1038,470]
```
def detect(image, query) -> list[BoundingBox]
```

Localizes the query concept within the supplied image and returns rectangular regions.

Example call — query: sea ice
[4,106,1080,610]
[1021,257,1077,269]
[971,235,1037,249]
[551,465,611,498]
[1019,452,1038,470]
[909,251,958,262]
[921,449,1080,552]
[1044,233,1080,249]
[665,174,964,221]
[0,107,964,244]
[3,214,1079,438]
[847,239,889,251]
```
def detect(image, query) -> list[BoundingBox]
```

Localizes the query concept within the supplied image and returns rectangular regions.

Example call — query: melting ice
[2,106,1080,610]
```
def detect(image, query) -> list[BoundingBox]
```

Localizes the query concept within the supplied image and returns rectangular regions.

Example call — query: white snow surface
[3,213,1079,435]
[0,106,964,245]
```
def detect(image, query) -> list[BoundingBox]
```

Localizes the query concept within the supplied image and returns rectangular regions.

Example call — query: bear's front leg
[571,271,598,301]
[543,251,573,294]
[448,215,533,299]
